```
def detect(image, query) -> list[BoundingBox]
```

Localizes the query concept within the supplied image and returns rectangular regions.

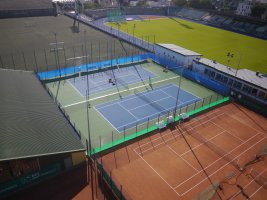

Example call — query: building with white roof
[193,58,267,105]
[154,43,202,67]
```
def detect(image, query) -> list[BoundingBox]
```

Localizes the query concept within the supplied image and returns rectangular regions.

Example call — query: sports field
[99,103,267,200]
[46,60,222,150]
[108,17,267,73]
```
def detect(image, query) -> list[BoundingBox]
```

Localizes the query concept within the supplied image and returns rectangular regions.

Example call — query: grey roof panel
[0,69,85,161]
[0,0,53,10]
[156,43,202,56]
[197,58,267,90]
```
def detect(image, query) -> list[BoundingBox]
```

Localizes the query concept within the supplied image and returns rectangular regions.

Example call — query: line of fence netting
[96,159,133,200]
[90,93,228,154]
[0,41,144,73]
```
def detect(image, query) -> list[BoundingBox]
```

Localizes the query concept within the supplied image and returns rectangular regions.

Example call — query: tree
[251,3,266,18]
[136,0,148,7]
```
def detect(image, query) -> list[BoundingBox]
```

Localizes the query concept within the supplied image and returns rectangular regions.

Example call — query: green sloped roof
[0,69,85,161]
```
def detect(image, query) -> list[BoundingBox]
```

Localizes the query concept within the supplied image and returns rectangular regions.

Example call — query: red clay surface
[100,103,267,200]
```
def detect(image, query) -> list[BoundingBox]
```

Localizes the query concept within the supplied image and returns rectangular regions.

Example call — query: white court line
[133,148,181,197]
[128,96,172,112]
[178,135,267,196]
[93,107,120,133]
[223,111,267,136]
[167,145,199,172]
[229,168,267,200]
[115,99,202,131]
[67,79,85,97]
[63,76,179,108]
[133,109,224,153]
[174,131,263,189]
[210,119,245,142]
[118,102,139,120]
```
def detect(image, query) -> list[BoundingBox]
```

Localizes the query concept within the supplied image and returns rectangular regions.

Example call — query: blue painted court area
[96,84,201,132]
[68,65,156,96]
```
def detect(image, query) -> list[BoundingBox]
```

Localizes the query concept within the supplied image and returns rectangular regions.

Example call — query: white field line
[167,145,199,172]
[133,110,224,153]
[174,132,263,189]
[178,135,267,196]
[229,168,267,200]
[63,76,179,108]
[133,148,181,197]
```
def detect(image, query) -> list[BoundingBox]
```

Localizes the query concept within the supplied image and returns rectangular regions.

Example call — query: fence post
[22,52,27,71]
[11,53,15,70]
[34,51,39,73]
[0,55,3,68]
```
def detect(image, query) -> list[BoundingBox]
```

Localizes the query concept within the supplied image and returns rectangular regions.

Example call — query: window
[222,76,228,84]
[233,81,242,89]
[258,91,266,100]
[215,73,222,81]
[204,68,210,75]
[252,88,258,95]
[228,79,234,86]
[210,71,215,78]
[242,85,252,93]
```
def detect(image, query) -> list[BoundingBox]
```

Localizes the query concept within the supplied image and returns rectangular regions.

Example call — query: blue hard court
[96,84,201,132]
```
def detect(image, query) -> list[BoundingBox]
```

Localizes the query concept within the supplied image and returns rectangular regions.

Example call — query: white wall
[154,45,200,67]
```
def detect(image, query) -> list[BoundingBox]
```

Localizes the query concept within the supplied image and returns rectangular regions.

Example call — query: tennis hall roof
[0,69,85,161]
[156,43,202,56]
[197,58,267,90]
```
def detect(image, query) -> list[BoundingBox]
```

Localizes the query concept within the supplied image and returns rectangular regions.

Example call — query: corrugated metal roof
[197,58,267,90]
[156,43,202,56]
[0,69,85,161]
[0,0,53,10]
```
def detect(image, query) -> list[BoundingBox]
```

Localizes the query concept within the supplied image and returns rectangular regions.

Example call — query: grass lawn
[108,17,267,73]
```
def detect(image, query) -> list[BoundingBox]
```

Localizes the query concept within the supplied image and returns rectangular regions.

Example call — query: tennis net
[134,88,167,115]
[180,124,239,169]
[250,169,267,190]
[104,69,129,90]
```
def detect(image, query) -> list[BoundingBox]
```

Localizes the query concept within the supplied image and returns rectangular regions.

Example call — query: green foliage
[108,18,267,73]
[84,2,100,9]
[251,3,266,18]
[172,0,188,7]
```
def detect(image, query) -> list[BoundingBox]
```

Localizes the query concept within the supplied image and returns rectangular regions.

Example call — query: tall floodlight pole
[54,33,62,101]
[133,24,136,44]
[84,30,94,200]
[174,66,183,118]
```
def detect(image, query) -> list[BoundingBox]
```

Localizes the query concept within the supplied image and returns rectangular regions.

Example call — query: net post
[135,122,138,135]
[209,95,213,106]
[22,52,27,71]
[216,93,219,102]
[194,100,197,111]
[185,104,189,113]
[202,97,205,107]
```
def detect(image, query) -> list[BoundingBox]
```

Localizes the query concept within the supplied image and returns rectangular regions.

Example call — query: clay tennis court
[99,103,267,200]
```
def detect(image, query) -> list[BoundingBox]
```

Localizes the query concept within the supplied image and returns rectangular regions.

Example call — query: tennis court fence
[90,94,230,155]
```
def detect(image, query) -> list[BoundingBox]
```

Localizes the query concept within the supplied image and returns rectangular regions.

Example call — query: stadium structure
[1,1,267,200]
